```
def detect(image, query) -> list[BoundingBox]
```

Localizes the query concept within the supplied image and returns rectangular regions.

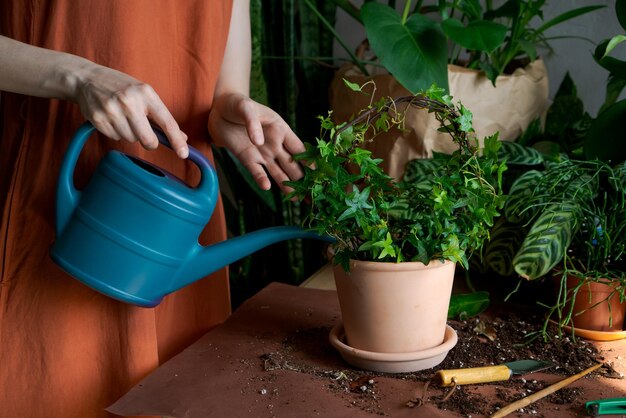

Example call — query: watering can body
[50,122,328,307]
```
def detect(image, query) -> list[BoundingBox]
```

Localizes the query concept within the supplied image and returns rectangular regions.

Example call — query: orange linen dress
[0,1,233,417]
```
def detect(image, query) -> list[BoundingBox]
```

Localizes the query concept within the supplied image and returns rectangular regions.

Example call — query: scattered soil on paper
[259,312,620,417]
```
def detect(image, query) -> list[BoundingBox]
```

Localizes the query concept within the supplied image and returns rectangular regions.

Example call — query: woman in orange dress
[0,1,304,416]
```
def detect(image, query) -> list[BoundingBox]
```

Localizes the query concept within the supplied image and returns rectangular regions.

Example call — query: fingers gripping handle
[151,126,218,200]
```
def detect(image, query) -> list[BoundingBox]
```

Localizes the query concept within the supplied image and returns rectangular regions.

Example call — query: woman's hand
[208,92,305,194]
[73,65,189,158]
[0,35,188,158]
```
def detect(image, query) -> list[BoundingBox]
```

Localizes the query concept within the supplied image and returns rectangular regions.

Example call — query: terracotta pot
[332,259,456,353]
[564,276,626,332]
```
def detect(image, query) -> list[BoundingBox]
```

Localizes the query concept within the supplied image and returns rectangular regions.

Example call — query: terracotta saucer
[329,323,458,373]
[549,320,626,342]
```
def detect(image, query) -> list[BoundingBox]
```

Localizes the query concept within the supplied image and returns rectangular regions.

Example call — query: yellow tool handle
[434,365,512,387]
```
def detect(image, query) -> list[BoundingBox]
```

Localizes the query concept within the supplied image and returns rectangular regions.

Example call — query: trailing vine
[286,83,507,271]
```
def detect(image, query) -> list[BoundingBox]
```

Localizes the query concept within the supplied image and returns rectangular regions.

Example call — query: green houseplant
[492,146,626,338]
[478,0,626,340]
[286,82,506,371]
[320,0,604,92]
[311,0,602,180]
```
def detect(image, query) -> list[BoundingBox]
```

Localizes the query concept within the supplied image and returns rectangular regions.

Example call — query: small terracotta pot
[332,258,456,353]
[560,276,626,332]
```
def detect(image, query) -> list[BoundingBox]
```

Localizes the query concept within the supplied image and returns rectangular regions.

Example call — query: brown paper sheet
[108,283,626,418]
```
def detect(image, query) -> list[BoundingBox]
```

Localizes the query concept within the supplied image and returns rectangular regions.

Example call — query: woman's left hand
[208,93,305,194]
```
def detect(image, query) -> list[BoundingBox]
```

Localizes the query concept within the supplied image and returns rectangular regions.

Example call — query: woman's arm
[208,0,305,193]
[0,35,188,158]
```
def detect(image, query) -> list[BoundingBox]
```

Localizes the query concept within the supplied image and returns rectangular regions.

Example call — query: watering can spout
[172,226,332,294]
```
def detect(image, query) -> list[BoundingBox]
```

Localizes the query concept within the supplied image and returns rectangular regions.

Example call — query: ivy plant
[286,82,507,271]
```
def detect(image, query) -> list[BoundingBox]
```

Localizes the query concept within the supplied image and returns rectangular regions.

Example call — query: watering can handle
[56,121,218,235]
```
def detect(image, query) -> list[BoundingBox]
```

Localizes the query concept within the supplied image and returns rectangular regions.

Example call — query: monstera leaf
[361,2,448,93]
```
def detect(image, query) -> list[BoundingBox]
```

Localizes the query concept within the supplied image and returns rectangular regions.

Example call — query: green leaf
[534,6,606,36]
[447,291,490,319]
[478,60,499,85]
[338,185,373,221]
[601,75,626,112]
[441,18,507,53]
[544,73,586,138]
[361,2,449,93]
[505,170,544,222]
[498,141,545,166]
[337,206,357,221]
[513,203,578,280]
[343,78,364,93]
[402,158,445,184]
[482,218,527,276]
[594,39,626,76]
[457,0,482,21]
[442,235,465,267]
[455,104,474,132]
[531,141,561,159]
[618,0,626,31]
[484,0,519,20]
[425,84,450,104]
[372,232,397,259]
[482,134,501,158]
[349,148,374,165]
[433,188,454,215]
[603,35,626,58]
[584,99,626,162]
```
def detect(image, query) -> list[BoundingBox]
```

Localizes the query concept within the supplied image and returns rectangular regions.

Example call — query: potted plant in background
[305,0,603,179]
[490,147,626,340]
[476,0,626,340]
[286,82,506,372]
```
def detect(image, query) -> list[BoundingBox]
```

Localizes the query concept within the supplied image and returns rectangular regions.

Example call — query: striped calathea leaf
[497,141,545,166]
[512,202,580,280]
[482,218,528,277]
[503,157,600,280]
[402,155,446,190]
[504,169,544,223]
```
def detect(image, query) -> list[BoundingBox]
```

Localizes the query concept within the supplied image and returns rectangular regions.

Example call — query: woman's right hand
[72,64,189,158]
[0,35,188,158]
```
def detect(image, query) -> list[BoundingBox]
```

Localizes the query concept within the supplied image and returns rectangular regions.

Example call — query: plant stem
[333,95,457,147]
[401,0,413,24]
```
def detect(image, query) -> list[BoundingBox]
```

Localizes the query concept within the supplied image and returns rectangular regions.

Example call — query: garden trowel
[434,359,553,387]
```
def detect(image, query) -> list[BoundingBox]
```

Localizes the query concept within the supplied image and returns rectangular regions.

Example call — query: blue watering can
[50,122,328,307]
